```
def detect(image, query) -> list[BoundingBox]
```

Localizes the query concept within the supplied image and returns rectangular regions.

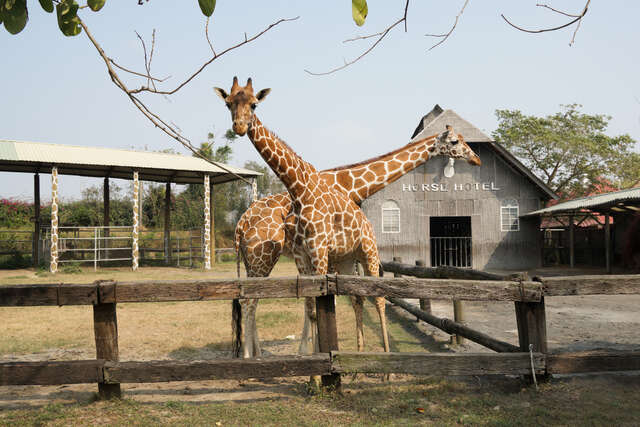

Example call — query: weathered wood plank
[316,295,341,389]
[540,275,640,296]
[103,355,332,383]
[388,297,520,353]
[335,276,541,302]
[0,360,103,385]
[0,283,97,306]
[382,262,526,281]
[547,351,640,374]
[93,301,121,399]
[331,352,545,376]
[101,276,329,303]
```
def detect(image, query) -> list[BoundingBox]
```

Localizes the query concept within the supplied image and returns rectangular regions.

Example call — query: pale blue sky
[1,1,639,202]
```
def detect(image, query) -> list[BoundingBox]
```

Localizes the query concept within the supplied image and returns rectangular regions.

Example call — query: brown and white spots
[50,167,59,273]
[132,171,140,271]
[203,174,211,270]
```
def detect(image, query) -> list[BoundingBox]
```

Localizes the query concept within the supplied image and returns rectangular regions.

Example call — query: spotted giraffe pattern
[132,171,140,271]
[215,77,390,358]
[204,174,211,270]
[233,126,481,356]
[50,167,59,273]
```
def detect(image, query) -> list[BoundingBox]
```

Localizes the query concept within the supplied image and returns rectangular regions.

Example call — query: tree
[243,160,285,200]
[493,104,640,199]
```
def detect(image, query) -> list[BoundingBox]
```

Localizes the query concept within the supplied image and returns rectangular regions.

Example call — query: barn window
[382,200,400,233]
[501,199,520,231]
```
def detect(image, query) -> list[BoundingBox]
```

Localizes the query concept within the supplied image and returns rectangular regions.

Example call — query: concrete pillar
[50,167,59,273]
[251,177,258,202]
[164,182,171,265]
[132,171,139,271]
[33,173,40,267]
[203,174,211,270]
[209,181,215,267]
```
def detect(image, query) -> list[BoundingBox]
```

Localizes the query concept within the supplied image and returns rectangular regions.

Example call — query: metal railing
[430,236,472,268]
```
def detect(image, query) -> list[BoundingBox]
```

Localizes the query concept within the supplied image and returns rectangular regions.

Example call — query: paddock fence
[1,272,639,399]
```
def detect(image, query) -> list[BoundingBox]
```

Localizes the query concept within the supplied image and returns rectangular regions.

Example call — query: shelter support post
[50,167,59,273]
[103,177,110,266]
[164,182,171,265]
[32,173,40,267]
[203,175,211,270]
[605,214,611,274]
[569,215,575,268]
[316,294,341,390]
[132,171,139,271]
[210,182,215,266]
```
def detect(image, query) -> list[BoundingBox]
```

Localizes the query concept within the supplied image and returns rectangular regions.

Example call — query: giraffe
[215,77,391,358]
[233,129,482,357]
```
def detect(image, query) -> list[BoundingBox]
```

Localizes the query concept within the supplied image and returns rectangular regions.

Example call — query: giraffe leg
[374,297,390,353]
[231,299,243,358]
[240,299,253,359]
[350,295,365,352]
[249,299,262,357]
[299,297,317,355]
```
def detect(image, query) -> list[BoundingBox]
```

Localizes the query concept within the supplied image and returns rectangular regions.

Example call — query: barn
[361,105,557,270]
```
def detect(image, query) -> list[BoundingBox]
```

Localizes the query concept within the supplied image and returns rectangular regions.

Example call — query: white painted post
[251,177,258,202]
[94,227,98,271]
[203,174,211,270]
[132,171,140,271]
[50,167,59,273]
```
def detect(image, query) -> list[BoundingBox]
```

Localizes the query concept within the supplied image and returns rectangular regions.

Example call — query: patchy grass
[1,376,639,426]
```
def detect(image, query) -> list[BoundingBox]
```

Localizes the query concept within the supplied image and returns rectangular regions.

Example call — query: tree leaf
[352,0,367,26]
[38,0,54,13]
[56,0,82,37]
[198,0,216,17]
[87,0,105,12]
[3,0,29,35]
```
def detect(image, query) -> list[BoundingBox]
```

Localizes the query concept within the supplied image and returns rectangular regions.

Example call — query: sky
[1,1,639,202]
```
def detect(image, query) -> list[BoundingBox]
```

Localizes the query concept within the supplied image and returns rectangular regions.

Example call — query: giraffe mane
[325,133,439,172]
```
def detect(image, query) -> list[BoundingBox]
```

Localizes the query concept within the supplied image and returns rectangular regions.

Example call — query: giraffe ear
[256,88,271,102]
[213,87,229,100]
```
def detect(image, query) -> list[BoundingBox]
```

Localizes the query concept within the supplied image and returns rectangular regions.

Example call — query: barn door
[430,216,472,268]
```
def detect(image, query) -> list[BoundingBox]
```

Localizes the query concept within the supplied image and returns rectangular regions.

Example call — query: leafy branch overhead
[0,0,215,36]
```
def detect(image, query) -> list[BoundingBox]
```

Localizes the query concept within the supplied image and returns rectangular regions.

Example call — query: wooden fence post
[514,277,548,381]
[93,282,121,399]
[415,260,431,317]
[453,300,465,345]
[316,294,341,390]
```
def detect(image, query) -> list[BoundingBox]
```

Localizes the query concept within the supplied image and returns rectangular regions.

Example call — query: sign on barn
[361,105,557,270]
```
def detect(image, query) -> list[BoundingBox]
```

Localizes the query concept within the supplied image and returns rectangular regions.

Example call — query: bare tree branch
[425,0,470,51]
[305,0,410,76]
[535,3,580,18]
[77,15,297,185]
[501,0,590,46]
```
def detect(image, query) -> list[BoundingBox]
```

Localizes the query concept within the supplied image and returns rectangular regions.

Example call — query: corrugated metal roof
[0,139,260,185]
[523,187,640,217]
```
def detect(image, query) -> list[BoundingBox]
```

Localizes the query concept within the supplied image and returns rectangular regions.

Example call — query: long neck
[248,115,321,201]
[320,134,438,205]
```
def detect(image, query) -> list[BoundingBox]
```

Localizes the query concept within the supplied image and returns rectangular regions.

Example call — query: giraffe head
[214,77,271,136]
[429,125,482,166]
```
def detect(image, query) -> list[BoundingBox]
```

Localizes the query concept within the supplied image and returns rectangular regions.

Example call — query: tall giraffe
[215,77,390,357]
[234,130,481,357]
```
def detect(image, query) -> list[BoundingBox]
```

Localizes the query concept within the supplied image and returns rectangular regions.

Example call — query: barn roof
[0,139,260,185]
[411,105,557,200]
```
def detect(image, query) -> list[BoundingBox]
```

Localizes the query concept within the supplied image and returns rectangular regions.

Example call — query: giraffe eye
[251,103,257,110]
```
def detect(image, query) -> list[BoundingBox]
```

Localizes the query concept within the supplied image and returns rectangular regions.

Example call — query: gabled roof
[0,140,260,185]
[411,105,557,200]
[523,187,640,217]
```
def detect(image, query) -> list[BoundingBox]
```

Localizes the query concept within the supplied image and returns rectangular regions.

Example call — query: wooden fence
[1,271,640,399]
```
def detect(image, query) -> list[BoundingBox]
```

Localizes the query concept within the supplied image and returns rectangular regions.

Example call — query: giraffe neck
[321,134,438,204]
[248,115,320,202]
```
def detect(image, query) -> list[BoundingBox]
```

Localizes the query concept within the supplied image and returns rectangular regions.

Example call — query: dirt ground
[0,263,638,411]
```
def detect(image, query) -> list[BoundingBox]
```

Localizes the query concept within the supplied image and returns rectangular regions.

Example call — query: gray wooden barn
[361,105,557,270]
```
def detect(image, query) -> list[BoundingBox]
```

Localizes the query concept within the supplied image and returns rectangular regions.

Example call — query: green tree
[243,160,285,199]
[493,104,640,199]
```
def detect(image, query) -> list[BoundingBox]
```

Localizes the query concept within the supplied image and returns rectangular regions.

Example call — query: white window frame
[382,200,401,234]
[501,199,520,232]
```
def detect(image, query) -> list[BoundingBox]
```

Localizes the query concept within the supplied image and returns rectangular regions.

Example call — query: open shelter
[0,139,260,272]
